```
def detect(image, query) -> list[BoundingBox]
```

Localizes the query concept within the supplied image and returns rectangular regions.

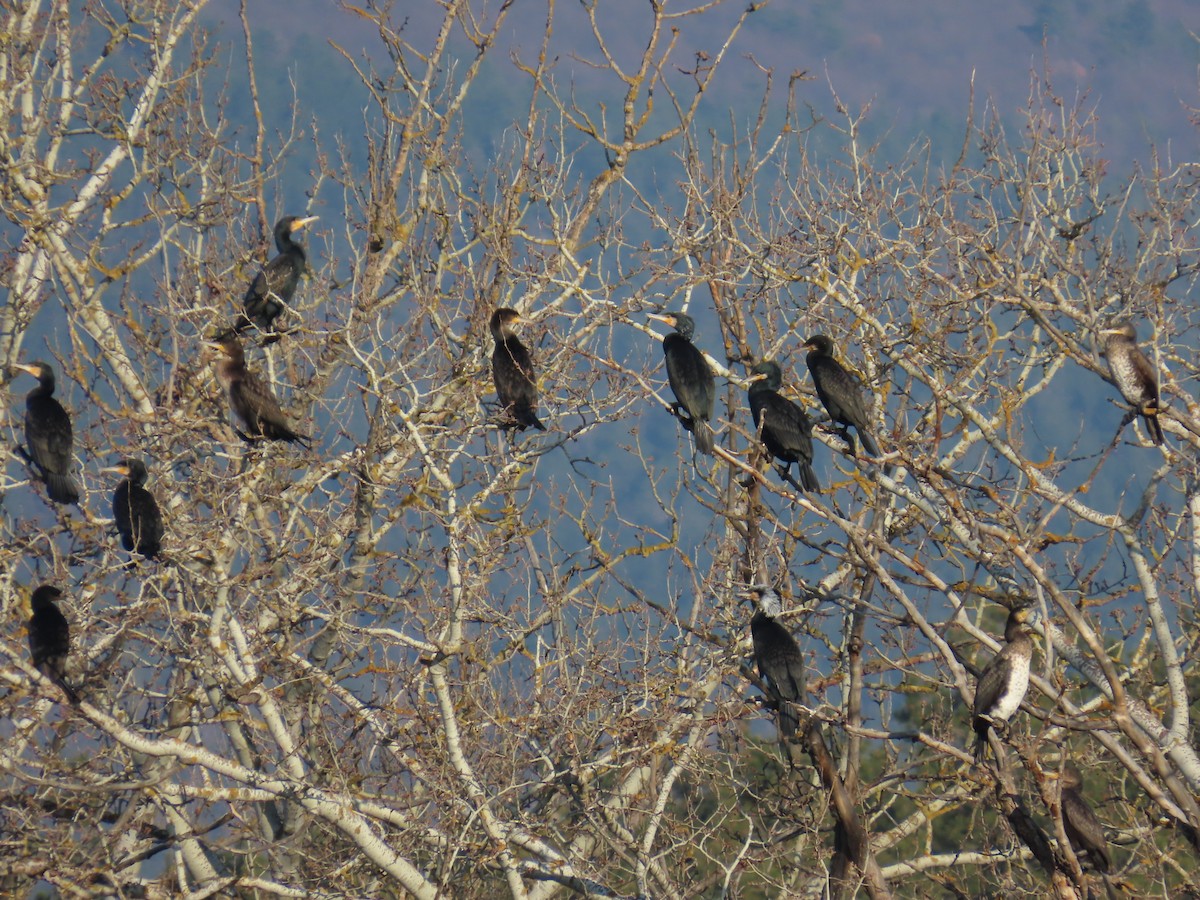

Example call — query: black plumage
[12,361,79,504]
[106,458,164,558]
[208,337,311,446]
[803,334,882,462]
[489,308,546,431]
[1059,763,1113,874]
[972,605,1034,761]
[1101,321,1164,445]
[236,215,318,335]
[748,360,819,493]
[28,585,79,705]
[648,312,715,455]
[744,586,805,739]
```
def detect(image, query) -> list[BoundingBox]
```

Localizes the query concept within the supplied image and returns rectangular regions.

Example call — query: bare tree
[1,2,1198,897]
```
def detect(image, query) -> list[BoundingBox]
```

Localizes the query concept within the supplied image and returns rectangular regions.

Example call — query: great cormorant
[743,586,806,739]
[28,585,79,705]
[747,360,819,493]
[207,337,311,446]
[972,605,1034,761]
[12,361,79,504]
[1100,321,1164,445]
[648,312,715,455]
[803,335,882,462]
[1058,763,1113,874]
[105,458,164,559]
[489,308,546,431]
[236,216,319,335]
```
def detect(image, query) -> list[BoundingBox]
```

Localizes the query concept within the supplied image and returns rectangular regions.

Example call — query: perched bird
[12,361,79,504]
[27,585,79,705]
[105,458,164,559]
[747,360,819,493]
[1100,321,1164,445]
[235,215,319,335]
[972,605,1035,761]
[207,337,311,446]
[803,334,882,462]
[1057,763,1113,874]
[489,308,546,431]
[647,311,715,455]
[743,586,806,740]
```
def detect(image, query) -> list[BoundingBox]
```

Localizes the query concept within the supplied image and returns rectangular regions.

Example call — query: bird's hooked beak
[647,313,675,327]
[11,362,39,378]
[101,462,132,477]
[291,216,319,232]
[748,371,769,383]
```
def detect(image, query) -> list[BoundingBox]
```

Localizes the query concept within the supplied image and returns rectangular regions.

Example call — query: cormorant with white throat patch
[972,605,1034,761]
[1100,321,1164,445]
[105,458,164,559]
[236,215,318,335]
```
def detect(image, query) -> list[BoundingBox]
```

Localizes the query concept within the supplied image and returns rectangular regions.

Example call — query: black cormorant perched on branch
[803,335,882,463]
[1057,763,1113,874]
[972,605,1034,761]
[489,308,545,432]
[235,215,319,335]
[648,312,715,455]
[207,337,311,447]
[105,458,164,559]
[28,584,79,705]
[748,360,819,493]
[1100,321,1164,445]
[12,361,79,504]
[743,586,806,740]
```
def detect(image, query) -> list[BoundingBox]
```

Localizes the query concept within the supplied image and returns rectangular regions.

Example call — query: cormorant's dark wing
[751,613,805,737]
[750,389,819,491]
[809,356,880,457]
[25,397,79,504]
[1062,788,1112,874]
[229,369,311,446]
[493,337,545,431]
[663,333,715,454]
[115,482,164,557]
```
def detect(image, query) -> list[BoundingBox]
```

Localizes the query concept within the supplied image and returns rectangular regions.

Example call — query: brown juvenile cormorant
[648,312,715,455]
[28,584,79,705]
[1100,321,1164,445]
[742,586,806,740]
[1057,763,1113,874]
[972,605,1034,761]
[235,215,318,335]
[104,458,164,559]
[12,361,79,504]
[803,335,882,462]
[748,360,819,493]
[489,308,546,431]
[207,337,311,446]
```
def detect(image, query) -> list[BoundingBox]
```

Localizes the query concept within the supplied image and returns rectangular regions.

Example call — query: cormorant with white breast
[489,308,545,431]
[648,311,715,455]
[28,584,79,705]
[747,359,819,493]
[236,215,319,335]
[972,605,1034,761]
[803,334,883,463]
[12,361,79,504]
[1100,321,1164,445]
